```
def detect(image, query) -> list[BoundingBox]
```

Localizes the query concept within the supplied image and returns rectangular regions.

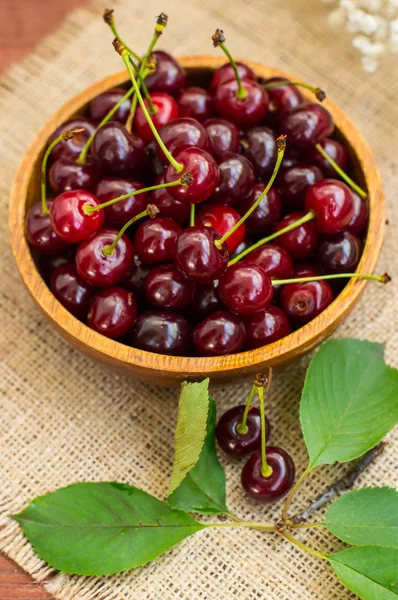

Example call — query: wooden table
[0,553,52,598]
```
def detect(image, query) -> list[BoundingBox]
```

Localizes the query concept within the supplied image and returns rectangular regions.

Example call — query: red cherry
[293,262,321,278]
[305,179,354,234]
[145,264,196,310]
[195,204,245,253]
[216,405,269,455]
[193,310,246,356]
[134,217,182,264]
[241,447,295,501]
[273,212,319,260]
[241,126,277,178]
[87,287,137,339]
[173,226,228,284]
[121,254,151,306]
[92,122,146,175]
[244,305,291,349]
[248,244,293,279]
[157,117,211,162]
[50,190,104,243]
[278,102,334,149]
[218,262,274,315]
[49,118,96,162]
[239,183,282,236]
[262,77,304,121]
[95,177,148,228]
[277,164,324,211]
[49,159,101,194]
[134,93,178,142]
[50,264,93,319]
[307,137,348,178]
[150,174,190,224]
[210,62,255,92]
[347,191,369,235]
[214,79,269,127]
[37,247,75,281]
[177,87,214,122]
[164,147,219,204]
[144,51,187,96]
[131,311,192,355]
[203,118,240,158]
[211,152,255,207]
[280,279,333,325]
[25,201,68,254]
[187,280,223,321]
[317,231,362,274]
[89,88,132,124]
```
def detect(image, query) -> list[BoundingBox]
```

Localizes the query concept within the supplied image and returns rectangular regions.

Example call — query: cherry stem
[236,384,257,435]
[190,204,195,227]
[281,466,311,522]
[103,9,142,62]
[258,369,273,478]
[282,531,328,561]
[41,127,85,215]
[212,29,247,100]
[228,210,315,266]
[125,60,156,132]
[209,521,276,532]
[102,204,159,257]
[272,272,391,286]
[315,143,367,199]
[262,80,326,102]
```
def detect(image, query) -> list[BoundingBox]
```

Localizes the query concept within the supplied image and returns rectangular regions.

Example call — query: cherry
[177,87,214,122]
[144,50,187,96]
[92,121,146,175]
[187,280,223,321]
[307,137,348,178]
[279,102,334,149]
[130,310,191,355]
[273,212,319,260]
[281,146,303,169]
[76,228,134,287]
[49,118,96,162]
[218,262,274,315]
[193,310,246,356]
[241,126,277,178]
[293,261,321,278]
[241,447,295,501]
[210,61,255,92]
[173,226,228,284]
[37,247,75,281]
[277,164,324,211]
[305,179,354,234]
[317,231,362,274]
[164,147,219,204]
[280,279,333,325]
[49,159,101,194]
[261,77,304,121]
[248,244,293,279]
[216,405,270,455]
[146,141,166,181]
[195,204,245,253]
[89,88,132,124]
[50,190,104,243]
[347,191,369,235]
[145,264,196,310]
[135,217,182,264]
[150,174,190,224]
[134,93,178,142]
[214,79,269,126]
[157,117,211,161]
[50,264,93,319]
[87,287,137,339]
[203,118,240,159]
[121,254,151,306]
[211,152,255,206]
[239,183,282,236]
[25,201,68,254]
[230,237,255,260]
[245,305,291,349]
[95,177,148,228]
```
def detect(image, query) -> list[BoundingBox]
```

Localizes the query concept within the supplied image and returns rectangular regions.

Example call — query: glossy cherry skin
[193,310,246,356]
[145,141,166,181]
[279,102,334,149]
[210,62,255,92]
[307,137,348,178]
[241,447,295,501]
[262,77,304,122]
[157,117,211,161]
[187,280,223,321]
[230,237,255,260]
[50,264,93,319]
[121,254,151,306]
[144,50,187,96]
[50,190,104,243]
[218,262,274,316]
[273,212,319,260]
[130,310,191,355]
[280,279,333,325]
[49,159,101,194]
[214,79,269,127]
[49,118,96,162]
[25,201,68,254]
[248,244,293,279]
[241,126,277,178]
[203,117,240,159]
[216,405,270,456]
[277,164,324,211]
[195,204,245,253]
[76,228,134,287]
[165,147,219,204]
[305,179,354,234]
[347,191,369,235]
[37,247,75,281]
[293,261,321,278]
[95,178,148,228]
[317,231,362,274]
[87,287,137,339]
[89,88,132,124]
[244,305,291,349]
[134,93,179,142]
[211,152,255,207]
[239,184,282,236]
[134,217,182,264]
[173,226,228,284]
[92,122,146,175]
[177,87,214,122]
[150,174,190,224]
[145,264,196,310]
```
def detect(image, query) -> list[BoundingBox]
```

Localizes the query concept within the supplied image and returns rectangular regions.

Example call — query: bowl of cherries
[10,14,387,384]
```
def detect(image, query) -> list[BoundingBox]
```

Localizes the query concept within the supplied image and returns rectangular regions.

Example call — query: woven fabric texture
[0,0,397,598]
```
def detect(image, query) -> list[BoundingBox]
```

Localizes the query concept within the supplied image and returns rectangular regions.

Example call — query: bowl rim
[9,55,385,379]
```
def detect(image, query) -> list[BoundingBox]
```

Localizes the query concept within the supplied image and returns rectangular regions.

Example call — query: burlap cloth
[0,0,397,598]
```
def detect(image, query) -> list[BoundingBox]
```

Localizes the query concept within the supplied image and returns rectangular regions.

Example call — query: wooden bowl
[9,56,385,385]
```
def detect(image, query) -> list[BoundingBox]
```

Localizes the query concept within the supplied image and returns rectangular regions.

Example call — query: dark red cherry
[347,191,369,235]
[293,261,321,278]
[145,264,196,310]
[195,204,245,253]
[165,147,219,204]
[50,264,93,319]
[216,405,269,455]
[87,287,137,339]
[92,122,146,175]
[218,262,273,315]
[230,237,255,260]
[239,184,282,236]
[281,146,303,169]
[95,177,148,228]
[273,212,319,260]
[244,305,291,349]
[120,254,151,306]
[214,79,269,127]
[173,226,228,284]
[203,117,240,159]
[210,62,255,92]
[241,447,295,501]
[305,179,354,234]
[49,118,96,162]
[76,228,134,287]
[157,117,211,161]
[193,310,246,356]
[145,141,165,181]
[131,310,191,355]
[187,280,223,321]
[150,174,190,224]
[241,126,277,178]
[134,93,178,142]
[144,50,187,96]
[211,152,255,206]
[50,190,104,243]
[49,159,101,194]
[277,164,324,211]
[249,244,293,279]
[37,247,75,281]
[135,217,182,264]
[317,231,362,274]
[262,77,304,121]
[279,102,334,149]
[280,279,333,325]
[177,87,214,122]
[89,88,132,124]
[25,201,68,254]
[307,137,348,178]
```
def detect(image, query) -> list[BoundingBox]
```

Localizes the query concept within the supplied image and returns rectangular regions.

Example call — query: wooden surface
[0,553,52,599]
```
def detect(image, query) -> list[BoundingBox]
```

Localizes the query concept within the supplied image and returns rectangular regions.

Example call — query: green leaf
[329,546,398,599]
[324,487,398,548]
[168,379,210,496]
[13,482,206,576]
[300,339,398,469]
[168,397,228,514]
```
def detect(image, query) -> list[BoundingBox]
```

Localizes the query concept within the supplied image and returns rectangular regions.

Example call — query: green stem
[104,10,142,62]
[263,80,326,101]
[236,384,257,435]
[209,521,276,532]
[102,205,158,257]
[190,204,195,227]
[290,523,322,530]
[272,272,390,286]
[283,531,328,560]
[219,42,247,99]
[281,466,311,521]
[315,143,367,199]
[258,385,273,478]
